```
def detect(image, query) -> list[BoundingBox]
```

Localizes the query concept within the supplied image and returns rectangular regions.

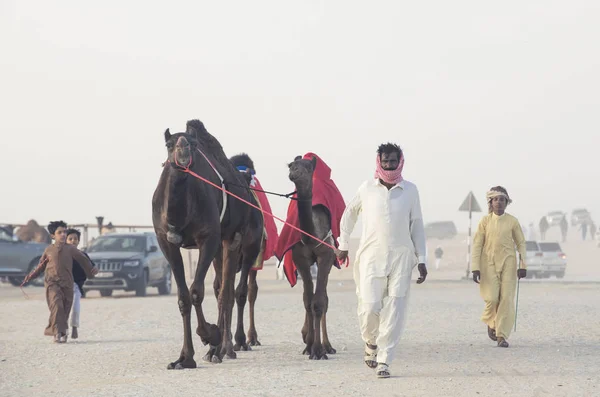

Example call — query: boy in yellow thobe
[471,186,527,348]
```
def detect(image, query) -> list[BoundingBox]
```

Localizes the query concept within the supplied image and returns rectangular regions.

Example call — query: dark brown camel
[211,153,264,352]
[152,119,260,369]
[288,155,337,360]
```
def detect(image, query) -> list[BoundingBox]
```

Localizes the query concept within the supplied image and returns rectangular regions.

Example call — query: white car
[571,208,590,227]
[538,241,567,279]
[545,211,566,227]
[522,241,544,279]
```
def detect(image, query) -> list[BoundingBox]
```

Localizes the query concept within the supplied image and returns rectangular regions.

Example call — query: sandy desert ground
[1,234,599,397]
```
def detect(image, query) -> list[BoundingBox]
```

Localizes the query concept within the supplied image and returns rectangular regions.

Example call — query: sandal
[497,338,509,348]
[488,326,497,341]
[364,344,378,369]
[376,363,390,378]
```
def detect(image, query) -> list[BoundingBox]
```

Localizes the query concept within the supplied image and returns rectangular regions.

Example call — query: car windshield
[526,241,539,251]
[0,229,13,242]
[87,236,146,253]
[539,242,562,252]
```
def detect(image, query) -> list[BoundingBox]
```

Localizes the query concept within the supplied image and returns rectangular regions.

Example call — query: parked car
[538,241,567,279]
[571,208,591,226]
[425,221,457,240]
[0,226,48,286]
[83,232,171,297]
[545,211,566,227]
[521,241,544,279]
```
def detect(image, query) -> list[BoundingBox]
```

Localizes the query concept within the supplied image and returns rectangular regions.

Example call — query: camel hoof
[234,343,251,352]
[302,346,311,355]
[167,359,196,370]
[167,231,182,245]
[309,353,328,360]
[211,355,222,364]
[324,345,337,354]
[202,354,212,363]
[225,350,237,359]
[247,339,261,347]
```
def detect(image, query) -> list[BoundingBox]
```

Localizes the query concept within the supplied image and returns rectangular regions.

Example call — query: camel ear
[310,156,317,169]
[164,129,171,142]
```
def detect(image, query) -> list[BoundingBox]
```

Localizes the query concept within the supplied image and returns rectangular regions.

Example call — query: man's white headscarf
[486,188,512,213]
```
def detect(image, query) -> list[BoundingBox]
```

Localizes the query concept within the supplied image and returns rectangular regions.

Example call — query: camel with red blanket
[274,153,346,360]
[212,153,279,349]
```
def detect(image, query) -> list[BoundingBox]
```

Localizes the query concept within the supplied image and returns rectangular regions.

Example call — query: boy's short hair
[48,221,68,235]
[66,228,81,239]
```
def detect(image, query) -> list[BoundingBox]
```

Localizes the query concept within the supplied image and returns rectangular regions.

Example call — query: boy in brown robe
[22,221,98,343]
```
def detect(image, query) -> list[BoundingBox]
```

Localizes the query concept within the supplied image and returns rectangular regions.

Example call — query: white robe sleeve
[409,186,427,264]
[338,183,363,251]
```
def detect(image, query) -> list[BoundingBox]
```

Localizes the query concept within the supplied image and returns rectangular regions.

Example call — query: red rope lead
[181,167,349,266]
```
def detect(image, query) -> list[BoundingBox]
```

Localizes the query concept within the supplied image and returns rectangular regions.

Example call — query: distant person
[560,217,568,243]
[527,222,536,240]
[581,222,588,241]
[434,246,444,269]
[21,221,98,343]
[472,186,526,348]
[66,228,96,340]
[589,222,597,241]
[539,216,549,241]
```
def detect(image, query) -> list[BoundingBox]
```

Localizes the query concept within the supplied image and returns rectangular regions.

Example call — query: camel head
[288,155,317,190]
[164,129,198,169]
[230,153,256,186]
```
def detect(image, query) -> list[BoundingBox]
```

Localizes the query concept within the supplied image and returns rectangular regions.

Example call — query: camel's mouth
[173,137,192,168]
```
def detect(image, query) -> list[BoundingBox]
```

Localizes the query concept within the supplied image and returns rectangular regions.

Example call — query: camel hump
[186,119,222,150]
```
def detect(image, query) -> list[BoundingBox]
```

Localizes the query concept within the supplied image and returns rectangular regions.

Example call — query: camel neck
[295,184,315,241]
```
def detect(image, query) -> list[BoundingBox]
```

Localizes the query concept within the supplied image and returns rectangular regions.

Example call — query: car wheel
[9,257,42,287]
[8,277,24,287]
[157,267,172,296]
[136,269,148,297]
[100,289,113,297]
[556,272,565,279]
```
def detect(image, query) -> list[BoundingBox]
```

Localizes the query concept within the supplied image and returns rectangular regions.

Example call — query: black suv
[83,232,171,297]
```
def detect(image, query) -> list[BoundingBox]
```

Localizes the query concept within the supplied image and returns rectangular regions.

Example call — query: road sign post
[459,191,482,279]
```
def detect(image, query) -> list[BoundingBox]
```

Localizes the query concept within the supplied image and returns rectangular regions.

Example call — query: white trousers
[435,258,441,269]
[354,247,415,366]
[70,283,81,328]
[358,290,410,365]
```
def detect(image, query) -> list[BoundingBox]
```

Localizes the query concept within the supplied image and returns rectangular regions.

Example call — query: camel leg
[296,260,315,356]
[212,245,223,301]
[157,239,196,370]
[234,237,259,352]
[233,263,251,352]
[321,302,336,354]
[188,233,222,364]
[310,251,334,360]
[246,270,261,347]
[215,236,239,361]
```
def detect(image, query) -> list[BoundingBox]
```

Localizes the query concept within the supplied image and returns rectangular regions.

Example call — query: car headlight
[123,260,141,267]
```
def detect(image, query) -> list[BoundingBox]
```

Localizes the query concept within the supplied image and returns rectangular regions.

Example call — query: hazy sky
[1,0,599,236]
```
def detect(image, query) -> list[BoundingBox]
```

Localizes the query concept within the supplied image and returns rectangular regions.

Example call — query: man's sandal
[488,326,498,341]
[376,363,390,378]
[364,344,377,369]
[497,338,509,348]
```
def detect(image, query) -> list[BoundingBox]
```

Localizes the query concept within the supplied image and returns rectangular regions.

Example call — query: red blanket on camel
[251,176,279,269]
[273,153,346,287]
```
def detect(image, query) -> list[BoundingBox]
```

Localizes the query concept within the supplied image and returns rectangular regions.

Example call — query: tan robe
[472,212,526,340]
[29,243,95,336]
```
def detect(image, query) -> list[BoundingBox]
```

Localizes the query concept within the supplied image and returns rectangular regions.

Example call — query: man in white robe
[336,143,428,379]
